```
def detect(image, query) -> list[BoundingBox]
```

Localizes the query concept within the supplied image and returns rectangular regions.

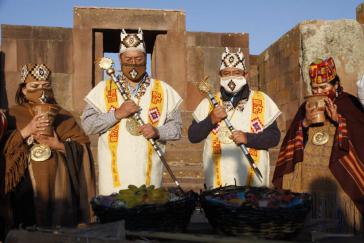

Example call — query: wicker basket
[91,190,197,232]
[200,185,312,239]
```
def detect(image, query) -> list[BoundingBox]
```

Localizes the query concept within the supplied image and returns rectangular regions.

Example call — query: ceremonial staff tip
[198,75,214,94]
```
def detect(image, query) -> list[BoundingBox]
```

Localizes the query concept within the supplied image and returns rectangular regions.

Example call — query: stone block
[46,40,73,74]
[72,28,93,112]
[299,19,364,96]
[1,25,33,40]
[94,31,103,85]
[189,32,221,47]
[1,39,17,72]
[74,7,185,32]
[202,47,224,91]
[221,33,249,48]
[153,32,187,107]
[33,40,48,65]
[166,136,204,152]
[164,150,202,164]
[32,26,72,41]
[3,71,19,108]
[51,73,73,111]
[16,39,34,67]
[186,32,248,48]
[265,79,277,95]
[357,3,364,25]
[186,47,204,83]
[185,81,205,112]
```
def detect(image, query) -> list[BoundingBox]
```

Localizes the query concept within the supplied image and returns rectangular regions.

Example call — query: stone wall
[0,25,73,111]
[258,25,302,179]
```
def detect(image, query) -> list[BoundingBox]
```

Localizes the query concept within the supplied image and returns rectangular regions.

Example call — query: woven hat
[119,28,146,54]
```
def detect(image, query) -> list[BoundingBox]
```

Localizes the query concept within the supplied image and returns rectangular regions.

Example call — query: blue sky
[0,0,362,54]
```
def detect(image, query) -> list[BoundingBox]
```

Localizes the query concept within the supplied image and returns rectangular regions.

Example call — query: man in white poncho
[188,48,281,189]
[81,29,183,195]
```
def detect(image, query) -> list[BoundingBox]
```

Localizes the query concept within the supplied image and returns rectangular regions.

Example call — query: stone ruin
[1,4,364,190]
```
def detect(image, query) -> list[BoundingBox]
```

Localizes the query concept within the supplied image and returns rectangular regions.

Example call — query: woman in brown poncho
[1,64,96,232]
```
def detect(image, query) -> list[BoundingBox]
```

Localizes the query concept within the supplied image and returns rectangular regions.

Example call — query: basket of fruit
[200,185,311,239]
[91,185,198,232]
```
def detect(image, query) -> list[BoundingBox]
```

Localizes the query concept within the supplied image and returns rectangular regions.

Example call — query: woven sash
[104,79,121,188]
[145,79,164,185]
[246,91,266,185]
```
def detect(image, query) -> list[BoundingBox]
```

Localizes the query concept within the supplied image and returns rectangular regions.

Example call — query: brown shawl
[1,103,96,227]
[273,92,364,213]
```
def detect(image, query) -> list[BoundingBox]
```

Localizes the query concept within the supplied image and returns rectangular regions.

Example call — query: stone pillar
[94,31,104,86]
[357,3,364,24]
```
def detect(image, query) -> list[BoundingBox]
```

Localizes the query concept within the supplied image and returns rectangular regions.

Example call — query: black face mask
[25,89,54,104]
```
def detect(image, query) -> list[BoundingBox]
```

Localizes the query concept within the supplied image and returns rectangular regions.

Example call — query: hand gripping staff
[98,57,184,194]
[198,76,263,182]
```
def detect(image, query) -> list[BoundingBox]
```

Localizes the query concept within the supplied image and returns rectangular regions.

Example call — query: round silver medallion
[30,144,52,162]
[126,118,141,136]
[312,131,329,146]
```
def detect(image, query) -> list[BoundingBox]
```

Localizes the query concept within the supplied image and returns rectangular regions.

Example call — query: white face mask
[220,76,247,94]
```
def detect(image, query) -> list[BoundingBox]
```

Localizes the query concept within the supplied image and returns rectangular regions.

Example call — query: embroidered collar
[119,73,151,100]
[222,98,248,112]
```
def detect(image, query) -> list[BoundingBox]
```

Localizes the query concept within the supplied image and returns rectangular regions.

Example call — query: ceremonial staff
[198,76,263,181]
[98,57,184,194]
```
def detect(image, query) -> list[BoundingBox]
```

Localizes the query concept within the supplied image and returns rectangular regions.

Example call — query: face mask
[25,89,54,104]
[122,63,146,81]
[220,76,247,94]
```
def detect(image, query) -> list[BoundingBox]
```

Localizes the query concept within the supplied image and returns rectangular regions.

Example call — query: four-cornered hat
[220,47,246,71]
[309,57,337,84]
[20,64,51,83]
[119,28,146,54]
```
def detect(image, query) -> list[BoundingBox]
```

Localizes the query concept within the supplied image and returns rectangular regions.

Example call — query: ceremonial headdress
[220,47,246,71]
[119,28,146,54]
[20,64,51,83]
[309,57,337,84]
